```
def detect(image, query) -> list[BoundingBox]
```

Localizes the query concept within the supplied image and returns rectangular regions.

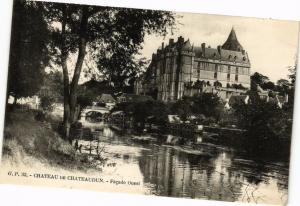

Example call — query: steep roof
[152,28,249,66]
[98,93,115,103]
[220,49,249,63]
[222,28,244,52]
[182,39,192,51]
[193,46,249,64]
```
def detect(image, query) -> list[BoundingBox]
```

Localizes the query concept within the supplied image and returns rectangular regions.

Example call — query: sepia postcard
[0,0,299,205]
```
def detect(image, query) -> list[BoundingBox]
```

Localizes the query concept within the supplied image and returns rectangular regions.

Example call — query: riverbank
[1,109,102,172]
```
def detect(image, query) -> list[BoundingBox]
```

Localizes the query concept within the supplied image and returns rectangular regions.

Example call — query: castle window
[214,72,217,79]
[227,73,230,81]
[228,65,231,73]
[236,67,239,74]
[206,62,209,69]
[235,74,238,81]
[215,64,218,72]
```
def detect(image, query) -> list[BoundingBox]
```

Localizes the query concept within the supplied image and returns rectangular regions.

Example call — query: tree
[7,0,50,104]
[213,81,222,88]
[112,100,169,130]
[284,62,297,112]
[43,2,176,138]
[288,61,297,85]
[77,90,97,118]
[191,93,221,119]
[261,81,275,90]
[233,95,292,153]
[231,83,246,90]
[42,70,64,102]
[171,97,192,121]
[40,95,55,112]
[250,72,269,90]
[148,101,170,126]
[275,78,290,95]
[277,79,290,87]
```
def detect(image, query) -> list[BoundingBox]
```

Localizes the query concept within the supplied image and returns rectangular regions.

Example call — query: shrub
[35,110,46,122]
[40,96,55,112]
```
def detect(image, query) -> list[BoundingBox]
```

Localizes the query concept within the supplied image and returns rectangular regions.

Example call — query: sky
[140,12,300,83]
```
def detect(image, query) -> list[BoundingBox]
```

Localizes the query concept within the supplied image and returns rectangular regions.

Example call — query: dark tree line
[233,67,296,155]
[112,93,222,130]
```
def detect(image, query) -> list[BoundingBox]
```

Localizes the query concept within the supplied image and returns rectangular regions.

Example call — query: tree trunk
[62,58,71,139]
[60,6,89,140]
[69,7,88,124]
[69,38,87,123]
[61,6,71,139]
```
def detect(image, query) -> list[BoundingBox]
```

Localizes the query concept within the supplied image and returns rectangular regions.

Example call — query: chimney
[178,36,184,43]
[169,38,174,46]
[217,45,222,55]
[162,42,164,50]
[201,43,206,56]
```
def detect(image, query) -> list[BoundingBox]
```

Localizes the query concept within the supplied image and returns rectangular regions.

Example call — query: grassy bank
[2,108,99,172]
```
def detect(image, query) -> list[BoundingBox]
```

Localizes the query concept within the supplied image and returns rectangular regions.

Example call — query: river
[76,121,289,205]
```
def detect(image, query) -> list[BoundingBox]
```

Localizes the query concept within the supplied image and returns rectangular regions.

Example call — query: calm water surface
[77,122,289,205]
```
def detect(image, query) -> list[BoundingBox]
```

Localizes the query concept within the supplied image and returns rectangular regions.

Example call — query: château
[135,28,251,101]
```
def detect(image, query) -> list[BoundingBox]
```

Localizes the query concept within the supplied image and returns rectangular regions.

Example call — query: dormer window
[228,55,232,59]
[243,56,246,61]
[234,56,237,60]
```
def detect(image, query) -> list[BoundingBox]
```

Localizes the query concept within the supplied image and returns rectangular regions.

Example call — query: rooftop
[154,27,250,65]
[221,28,244,52]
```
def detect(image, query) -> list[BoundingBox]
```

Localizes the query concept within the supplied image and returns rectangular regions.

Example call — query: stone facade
[135,28,251,101]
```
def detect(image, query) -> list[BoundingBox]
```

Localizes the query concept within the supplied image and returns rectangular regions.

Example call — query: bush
[40,96,55,112]
[202,117,216,125]
[35,110,46,122]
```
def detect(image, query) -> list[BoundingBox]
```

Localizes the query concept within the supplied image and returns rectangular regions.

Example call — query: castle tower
[222,27,244,52]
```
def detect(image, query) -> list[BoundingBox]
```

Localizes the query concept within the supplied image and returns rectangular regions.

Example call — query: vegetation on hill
[2,108,101,171]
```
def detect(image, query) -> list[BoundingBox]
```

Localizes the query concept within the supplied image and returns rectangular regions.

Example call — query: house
[95,93,116,110]
[225,95,249,109]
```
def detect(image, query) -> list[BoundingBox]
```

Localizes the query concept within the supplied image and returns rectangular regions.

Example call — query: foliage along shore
[2,107,103,172]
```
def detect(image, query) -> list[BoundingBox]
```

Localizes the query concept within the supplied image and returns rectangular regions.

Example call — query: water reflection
[78,124,288,204]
